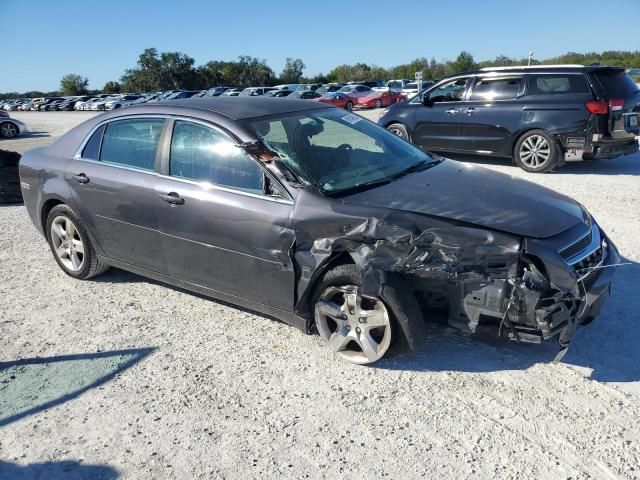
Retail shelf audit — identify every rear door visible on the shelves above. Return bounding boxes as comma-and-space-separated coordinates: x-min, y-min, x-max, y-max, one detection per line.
66, 117, 167, 273
454, 75, 525, 155
589, 68, 640, 139
412, 77, 471, 152
154, 119, 295, 310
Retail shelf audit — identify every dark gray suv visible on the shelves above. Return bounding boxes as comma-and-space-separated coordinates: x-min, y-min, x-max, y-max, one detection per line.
19, 98, 619, 364
379, 65, 640, 172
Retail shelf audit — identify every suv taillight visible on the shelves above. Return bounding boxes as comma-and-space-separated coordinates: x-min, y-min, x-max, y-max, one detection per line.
586, 101, 608, 115
609, 99, 624, 112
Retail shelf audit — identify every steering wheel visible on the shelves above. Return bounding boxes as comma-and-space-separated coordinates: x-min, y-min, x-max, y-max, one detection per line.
337, 143, 353, 153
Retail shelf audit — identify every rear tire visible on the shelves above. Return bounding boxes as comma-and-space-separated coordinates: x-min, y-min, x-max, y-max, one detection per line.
311, 264, 425, 364
386, 123, 410, 142
46, 204, 108, 280
514, 129, 559, 173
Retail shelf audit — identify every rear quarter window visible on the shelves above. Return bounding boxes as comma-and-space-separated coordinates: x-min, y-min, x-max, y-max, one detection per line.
527, 74, 591, 95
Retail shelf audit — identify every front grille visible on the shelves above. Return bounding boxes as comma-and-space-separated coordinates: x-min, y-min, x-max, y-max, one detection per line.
578, 268, 602, 296
559, 230, 592, 260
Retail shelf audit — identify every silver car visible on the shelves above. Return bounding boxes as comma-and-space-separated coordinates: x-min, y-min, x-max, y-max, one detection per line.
0, 115, 27, 138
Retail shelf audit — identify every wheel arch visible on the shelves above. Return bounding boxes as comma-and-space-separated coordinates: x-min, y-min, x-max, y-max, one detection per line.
295, 251, 356, 328
40, 198, 66, 233
510, 127, 563, 158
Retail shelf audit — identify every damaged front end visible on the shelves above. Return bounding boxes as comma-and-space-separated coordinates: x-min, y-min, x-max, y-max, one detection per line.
291, 189, 619, 351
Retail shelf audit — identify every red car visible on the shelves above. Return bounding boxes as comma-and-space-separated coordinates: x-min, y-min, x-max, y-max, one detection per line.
315, 92, 357, 111
355, 90, 403, 109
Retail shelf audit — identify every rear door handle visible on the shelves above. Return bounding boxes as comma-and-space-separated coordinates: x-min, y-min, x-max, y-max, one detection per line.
72, 173, 90, 184
465, 108, 477, 115
446, 108, 458, 115
159, 192, 185, 205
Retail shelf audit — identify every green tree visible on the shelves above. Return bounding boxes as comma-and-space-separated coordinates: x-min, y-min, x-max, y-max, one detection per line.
103, 81, 121, 94
450, 51, 477, 73
120, 48, 199, 91
280, 58, 306, 83
60, 74, 89, 95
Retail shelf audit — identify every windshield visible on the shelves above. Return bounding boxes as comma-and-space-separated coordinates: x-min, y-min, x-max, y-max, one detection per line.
245, 108, 437, 195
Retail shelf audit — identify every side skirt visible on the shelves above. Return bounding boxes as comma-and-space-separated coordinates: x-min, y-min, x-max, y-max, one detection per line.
98, 255, 309, 333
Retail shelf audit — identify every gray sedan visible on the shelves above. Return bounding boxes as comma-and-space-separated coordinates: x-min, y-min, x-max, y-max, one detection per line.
19, 97, 618, 364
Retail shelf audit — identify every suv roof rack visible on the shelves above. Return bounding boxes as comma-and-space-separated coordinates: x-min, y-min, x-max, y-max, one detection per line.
479, 64, 585, 71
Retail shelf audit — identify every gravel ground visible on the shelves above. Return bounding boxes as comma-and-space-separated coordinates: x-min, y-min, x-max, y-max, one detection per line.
1, 110, 640, 479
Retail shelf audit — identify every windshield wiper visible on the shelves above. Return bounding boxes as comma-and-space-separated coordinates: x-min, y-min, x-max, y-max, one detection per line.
389, 158, 443, 180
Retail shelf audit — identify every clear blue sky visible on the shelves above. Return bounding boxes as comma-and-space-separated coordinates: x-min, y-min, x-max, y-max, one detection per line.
1, 0, 637, 92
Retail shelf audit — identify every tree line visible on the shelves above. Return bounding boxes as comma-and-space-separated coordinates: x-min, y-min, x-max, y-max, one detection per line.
2, 49, 640, 99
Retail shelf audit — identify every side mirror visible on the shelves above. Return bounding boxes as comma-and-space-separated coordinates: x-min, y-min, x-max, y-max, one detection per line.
422, 95, 433, 107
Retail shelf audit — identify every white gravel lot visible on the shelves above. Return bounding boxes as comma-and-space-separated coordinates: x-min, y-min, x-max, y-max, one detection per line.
1, 110, 640, 479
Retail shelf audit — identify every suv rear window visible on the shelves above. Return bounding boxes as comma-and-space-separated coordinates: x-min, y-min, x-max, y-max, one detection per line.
591, 71, 639, 98
469, 77, 522, 101
528, 74, 591, 95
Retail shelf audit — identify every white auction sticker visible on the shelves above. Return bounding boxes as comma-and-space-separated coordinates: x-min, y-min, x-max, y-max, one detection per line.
341, 113, 361, 125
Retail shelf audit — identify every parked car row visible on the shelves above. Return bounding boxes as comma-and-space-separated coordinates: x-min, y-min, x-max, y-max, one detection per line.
0, 79, 428, 115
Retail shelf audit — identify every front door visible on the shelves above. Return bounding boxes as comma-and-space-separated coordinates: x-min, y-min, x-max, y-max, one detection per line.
155, 119, 295, 311
412, 77, 471, 152
66, 117, 167, 273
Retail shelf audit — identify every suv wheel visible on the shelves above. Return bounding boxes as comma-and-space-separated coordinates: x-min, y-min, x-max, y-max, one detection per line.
46, 204, 108, 279
514, 130, 559, 173
386, 123, 410, 142
312, 264, 425, 365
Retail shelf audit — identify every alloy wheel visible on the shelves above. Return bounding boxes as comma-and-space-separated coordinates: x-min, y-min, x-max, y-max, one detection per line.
315, 285, 392, 364
50, 216, 85, 272
1, 123, 18, 138
519, 134, 551, 168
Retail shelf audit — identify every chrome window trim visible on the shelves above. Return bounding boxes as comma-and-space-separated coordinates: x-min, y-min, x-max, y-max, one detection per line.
72, 114, 294, 205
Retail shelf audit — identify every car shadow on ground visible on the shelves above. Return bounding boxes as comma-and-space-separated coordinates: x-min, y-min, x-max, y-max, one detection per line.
444, 150, 640, 176
378, 259, 640, 385
0, 460, 118, 480
0, 348, 154, 428
19, 131, 51, 139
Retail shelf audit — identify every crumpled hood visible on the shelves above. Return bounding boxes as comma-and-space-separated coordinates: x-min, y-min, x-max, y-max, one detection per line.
341, 160, 587, 239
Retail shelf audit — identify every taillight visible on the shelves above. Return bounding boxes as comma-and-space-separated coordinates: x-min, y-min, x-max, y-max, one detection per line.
609, 99, 624, 111
586, 100, 608, 115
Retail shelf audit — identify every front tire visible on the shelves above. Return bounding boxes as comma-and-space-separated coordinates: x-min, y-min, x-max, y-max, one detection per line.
46, 204, 108, 279
514, 129, 559, 173
345, 101, 353, 111
386, 123, 410, 142
374, 99, 382, 108
312, 264, 425, 365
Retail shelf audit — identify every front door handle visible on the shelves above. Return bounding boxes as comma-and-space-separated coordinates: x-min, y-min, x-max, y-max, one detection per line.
159, 192, 185, 205
72, 173, 90, 184
465, 107, 477, 115
446, 108, 458, 115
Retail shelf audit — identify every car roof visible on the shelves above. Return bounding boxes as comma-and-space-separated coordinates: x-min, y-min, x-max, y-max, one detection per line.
476, 64, 626, 74
147, 96, 330, 120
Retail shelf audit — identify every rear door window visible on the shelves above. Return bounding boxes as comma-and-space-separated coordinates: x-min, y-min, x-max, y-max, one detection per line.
100, 118, 164, 171
469, 77, 522, 101
169, 121, 264, 194
527, 74, 591, 95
